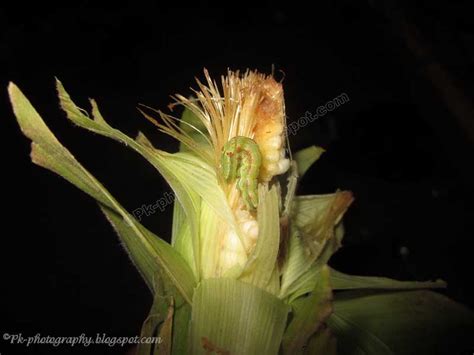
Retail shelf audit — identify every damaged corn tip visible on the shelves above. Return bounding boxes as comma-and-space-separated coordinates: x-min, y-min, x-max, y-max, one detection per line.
253, 77, 290, 182
164, 69, 290, 185
159, 69, 290, 213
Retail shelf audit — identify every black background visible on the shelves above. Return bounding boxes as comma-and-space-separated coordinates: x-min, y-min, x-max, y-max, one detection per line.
1, 2, 474, 354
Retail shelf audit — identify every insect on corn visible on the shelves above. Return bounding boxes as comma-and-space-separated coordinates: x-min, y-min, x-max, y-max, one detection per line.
221, 136, 262, 210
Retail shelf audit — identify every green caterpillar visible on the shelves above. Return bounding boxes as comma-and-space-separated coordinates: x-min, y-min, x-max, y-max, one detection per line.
221, 136, 262, 209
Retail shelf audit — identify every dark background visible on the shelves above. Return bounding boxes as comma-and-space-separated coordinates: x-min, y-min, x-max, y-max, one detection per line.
1, 2, 473, 354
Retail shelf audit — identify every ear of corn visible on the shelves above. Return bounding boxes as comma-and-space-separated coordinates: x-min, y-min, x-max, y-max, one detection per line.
10, 69, 471, 355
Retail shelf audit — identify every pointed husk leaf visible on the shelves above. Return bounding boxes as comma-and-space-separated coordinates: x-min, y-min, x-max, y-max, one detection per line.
329, 290, 474, 355
8, 82, 195, 304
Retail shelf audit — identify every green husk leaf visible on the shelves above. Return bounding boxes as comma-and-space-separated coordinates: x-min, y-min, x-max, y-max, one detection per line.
285, 264, 320, 303
137, 268, 191, 355
304, 326, 337, 355
150, 264, 192, 355
58, 79, 201, 276
292, 192, 353, 261
179, 106, 211, 152
172, 213, 196, 278
134, 134, 188, 256
8, 82, 195, 304
265, 266, 281, 296
100, 206, 195, 305
329, 290, 474, 355
162, 156, 225, 219
171, 106, 201, 246
168, 107, 209, 277
160, 152, 238, 276
169, 302, 192, 355
283, 161, 298, 216
190, 278, 290, 355
157, 300, 174, 355
239, 184, 281, 290
138, 292, 173, 355
330, 267, 446, 291
293, 145, 325, 178
282, 266, 333, 355
283, 224, 345, 303
279, 228, 309, 299
171, 197, 186, 245
138, 264, 191, 355
56, 79, 238, 279
280, 192, 351, 300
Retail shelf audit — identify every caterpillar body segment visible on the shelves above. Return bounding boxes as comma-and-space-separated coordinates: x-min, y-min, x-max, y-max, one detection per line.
221, 136, 262, 209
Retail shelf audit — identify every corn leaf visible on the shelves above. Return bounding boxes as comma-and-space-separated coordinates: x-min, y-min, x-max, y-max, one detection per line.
283, 161, 298, 216
329, 267, 446, 291
190, 278, 290, 355
61, 80, 202, 276
138, 293, 173, 355
57, 79, 237, 279
169, 107, 208, 277
280, 228, 308, 298
8, 82, 196, 304
292, 192, 353, 263
283, 224, 345, 303
157, 302, 174, 355
329, 290, 474, 355
137, 264, 191, 355
171, 198, 186, 245
280, 192, 351, 300
240, 184, 281, 290
285, 265, 320, 303
293, 145, 325, 178
172, 217, 196, 278
282, 266, 333, 355
136, 268, 191, 355
179, 106, 211, 153
169, 301, 192, 355
304, 326, 337, 355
